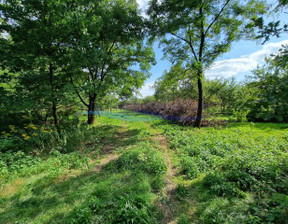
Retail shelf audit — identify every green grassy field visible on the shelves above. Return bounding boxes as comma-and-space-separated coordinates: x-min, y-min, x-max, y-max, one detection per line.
0, 111, 287, 223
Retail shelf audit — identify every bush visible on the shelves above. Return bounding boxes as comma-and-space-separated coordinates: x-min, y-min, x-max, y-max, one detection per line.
126, 99, 199, 125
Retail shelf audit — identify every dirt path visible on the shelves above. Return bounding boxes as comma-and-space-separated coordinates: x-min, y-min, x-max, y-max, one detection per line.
151, 129, 178, 224
92, 121, 179, 223
93, 123, 128, 172
94, 154, 120, 172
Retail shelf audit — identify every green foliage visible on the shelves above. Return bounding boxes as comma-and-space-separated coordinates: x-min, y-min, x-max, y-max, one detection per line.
159, 121, 288, 223
247, 53, 288, 122
178, 213, 191, 224
117, 146, 167, 176
148, 0, 266, 127
255, 0, 288, 43
0, 113, 166, 224
67, 172, 159, 224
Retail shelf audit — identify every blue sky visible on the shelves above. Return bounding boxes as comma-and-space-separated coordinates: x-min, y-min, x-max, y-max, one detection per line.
137, 0, 288, 97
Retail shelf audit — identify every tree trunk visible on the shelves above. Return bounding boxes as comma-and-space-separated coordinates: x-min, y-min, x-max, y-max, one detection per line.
87, 95, 96, 124
194, 4, 205, 129
52, 101, 58, 125
49, 63, 58, 125
194, 72, 203, 128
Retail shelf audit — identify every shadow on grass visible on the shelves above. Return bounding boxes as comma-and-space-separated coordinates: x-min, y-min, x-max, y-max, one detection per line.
0, 121, 160, 224
0, 159, 159, 224
96, 125, 142, 154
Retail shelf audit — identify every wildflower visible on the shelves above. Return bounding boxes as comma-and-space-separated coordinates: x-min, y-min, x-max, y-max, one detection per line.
22, 133, 30, 140
32, 133, 38, 136
27, 123, 37, 129
1, 131, 11, 137
8, 125, 17, 133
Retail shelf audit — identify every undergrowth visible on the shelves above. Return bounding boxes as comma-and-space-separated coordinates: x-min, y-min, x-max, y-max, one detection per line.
156, 121, 288, 223
0, 116, 166, 224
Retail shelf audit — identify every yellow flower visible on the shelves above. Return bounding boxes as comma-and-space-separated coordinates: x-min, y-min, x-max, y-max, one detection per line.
22, 134, 30, 140
2, 131, 11, 137
27, 123, 37, 129
32, 133, 38, 136
9, 125, 17, 133
49, 129, 53, 133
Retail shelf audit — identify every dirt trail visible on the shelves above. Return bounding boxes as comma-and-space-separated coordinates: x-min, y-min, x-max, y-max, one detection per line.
93, 123, 128, 172
94, 154, 120, 172
151, 131, 178, 224
92, 121, 179, 223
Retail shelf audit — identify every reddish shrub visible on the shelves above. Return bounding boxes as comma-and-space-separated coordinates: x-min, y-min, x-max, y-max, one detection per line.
126, 99, 227, 127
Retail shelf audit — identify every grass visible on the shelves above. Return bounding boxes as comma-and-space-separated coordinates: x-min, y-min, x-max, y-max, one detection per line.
155, 121, 288, 223
1, 111, 287, 223
0, 116, 165, 224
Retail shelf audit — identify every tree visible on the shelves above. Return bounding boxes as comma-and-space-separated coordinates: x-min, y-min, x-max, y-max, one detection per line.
247, 54, 288, 122
205, 78, 239, 113
154, 62, 199, 101
0, 0, 87, 125
255, 0, 288, 43
148, 0, 266, 127
67, 0, 154, 124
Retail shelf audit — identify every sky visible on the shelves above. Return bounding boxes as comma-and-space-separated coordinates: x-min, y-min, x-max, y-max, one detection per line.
136, 0, 288, 97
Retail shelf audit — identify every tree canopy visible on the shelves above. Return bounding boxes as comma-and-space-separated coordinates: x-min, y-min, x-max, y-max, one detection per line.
148, 0, 266, 127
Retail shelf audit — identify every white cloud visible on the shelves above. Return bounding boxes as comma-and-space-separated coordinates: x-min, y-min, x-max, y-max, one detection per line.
139, 81, 155, 97
136, 0, 148, 9
206, 40, 288, 79
136, 0, 149, 16
139, 40, 288, 97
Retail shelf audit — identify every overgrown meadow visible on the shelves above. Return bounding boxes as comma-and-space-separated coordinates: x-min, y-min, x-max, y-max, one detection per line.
1, 111, 287, 223
0, 113, 166, 223
157, 121, 288, 223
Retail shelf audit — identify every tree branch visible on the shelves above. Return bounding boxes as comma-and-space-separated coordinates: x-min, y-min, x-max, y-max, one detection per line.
169, 32, 198, 61
188, 35, 198, 61
69, 74, 89, 107
204, 0, 231, 36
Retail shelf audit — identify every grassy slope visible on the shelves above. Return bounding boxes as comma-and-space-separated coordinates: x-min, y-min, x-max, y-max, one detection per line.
1, 111, 287, 223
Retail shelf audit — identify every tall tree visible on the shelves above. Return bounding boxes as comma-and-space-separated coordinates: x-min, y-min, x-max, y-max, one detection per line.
154, 63, 197, 101
148, 0, 266, 127
247, 54, 288, 122
67, 0, 154, 124
0, 0, 96, 125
